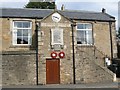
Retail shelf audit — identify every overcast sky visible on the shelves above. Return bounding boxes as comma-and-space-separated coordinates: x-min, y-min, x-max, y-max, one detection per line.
0, 0, 119, 29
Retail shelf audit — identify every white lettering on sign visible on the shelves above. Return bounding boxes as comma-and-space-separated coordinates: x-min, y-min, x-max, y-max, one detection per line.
41, 23, 71, 27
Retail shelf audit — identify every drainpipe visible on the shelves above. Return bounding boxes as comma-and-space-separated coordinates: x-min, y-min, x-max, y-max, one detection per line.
35, 22, 39, 85
71, 23, 76, 84
109, 22, 113, 60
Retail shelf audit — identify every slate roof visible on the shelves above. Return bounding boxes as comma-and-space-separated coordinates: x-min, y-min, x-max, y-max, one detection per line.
0, 8, 115, 22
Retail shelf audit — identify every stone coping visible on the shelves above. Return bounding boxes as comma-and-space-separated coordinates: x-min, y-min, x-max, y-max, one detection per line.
1, 51, 36, 55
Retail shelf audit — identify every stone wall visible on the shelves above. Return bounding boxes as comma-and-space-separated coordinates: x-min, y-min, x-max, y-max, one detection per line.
2, 51, 36, 86
1, 18, 117, 58
1, 12, 117, 85
1, 18, 37, 51
75, 46, 114, 83
38, 12, 73, 84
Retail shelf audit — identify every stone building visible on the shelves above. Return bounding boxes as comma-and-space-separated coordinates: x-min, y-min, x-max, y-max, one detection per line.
0, 8, 118, 86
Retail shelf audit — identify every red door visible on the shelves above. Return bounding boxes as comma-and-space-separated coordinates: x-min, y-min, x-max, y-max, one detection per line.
46, 58, 60, 84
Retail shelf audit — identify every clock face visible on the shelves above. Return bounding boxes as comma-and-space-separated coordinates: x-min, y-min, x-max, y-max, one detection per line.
52, 13, 61, 22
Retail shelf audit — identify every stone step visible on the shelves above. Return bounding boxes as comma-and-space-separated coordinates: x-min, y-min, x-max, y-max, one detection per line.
102, 67, 114, 76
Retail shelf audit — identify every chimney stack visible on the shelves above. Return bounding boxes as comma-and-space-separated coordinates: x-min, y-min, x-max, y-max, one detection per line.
102, 8, 106, 13
61, 4, 65, 10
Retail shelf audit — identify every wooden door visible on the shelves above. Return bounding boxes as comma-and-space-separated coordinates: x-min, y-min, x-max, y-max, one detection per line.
46, 58, 60, 84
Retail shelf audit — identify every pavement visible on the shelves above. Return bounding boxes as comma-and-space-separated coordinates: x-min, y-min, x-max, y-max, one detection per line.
1, 82, 120, 90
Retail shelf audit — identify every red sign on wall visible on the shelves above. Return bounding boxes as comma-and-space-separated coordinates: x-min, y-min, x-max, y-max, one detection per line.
59, 52, 65, 58
51, 52, 57, 58
51, 51, 65, 58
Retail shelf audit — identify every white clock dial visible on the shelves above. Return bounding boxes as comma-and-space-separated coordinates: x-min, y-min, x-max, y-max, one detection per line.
52, 13, 61, 22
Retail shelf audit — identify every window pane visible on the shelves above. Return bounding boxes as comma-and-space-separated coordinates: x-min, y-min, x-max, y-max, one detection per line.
77, 30, 93, 45
17, 37, 23, 44
14, 22, 22, 28
77, 24, 92, 29
14, 22, 31, 28
77, 23, 93, 45
81, 31, 86, 44
17, 37, 28, 44
13, 21, 31, 45
77, 31, 86, 44
28, 29, 31, 36
23, 22, 30, 28
85, 24, 92, 29
23, 30, 28, 36
77, 24, 85, 29
17, 29, 22, 36
87, 31, 93, 44
23, 37, 28, 44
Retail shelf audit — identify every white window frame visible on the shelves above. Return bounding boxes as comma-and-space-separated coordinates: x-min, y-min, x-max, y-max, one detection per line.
76, 23, 93, 45
51, 28, 63, 45
12, 21, 32, 46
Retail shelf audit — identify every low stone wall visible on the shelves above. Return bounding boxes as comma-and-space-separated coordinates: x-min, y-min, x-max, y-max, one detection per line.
75, 46, 113, 83
2, 46, 114, 85
2, 51, 36, 86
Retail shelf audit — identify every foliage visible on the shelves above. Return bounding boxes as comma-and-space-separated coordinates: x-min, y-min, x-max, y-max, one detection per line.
25, 2, 55, 9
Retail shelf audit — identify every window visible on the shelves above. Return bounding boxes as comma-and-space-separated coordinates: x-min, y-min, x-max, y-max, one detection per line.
13, 21, 32, 45
51, 28, 63, 45
76, 23, 93, 45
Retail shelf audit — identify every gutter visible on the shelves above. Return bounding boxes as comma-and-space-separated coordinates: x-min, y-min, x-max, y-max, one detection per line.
35, 22, 39, 85
109, 22, 113, 59
0, 16, 115, 22
71, 23, 76, 84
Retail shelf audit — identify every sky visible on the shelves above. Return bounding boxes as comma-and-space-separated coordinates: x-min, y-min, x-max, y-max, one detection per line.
0, 0, 119, 30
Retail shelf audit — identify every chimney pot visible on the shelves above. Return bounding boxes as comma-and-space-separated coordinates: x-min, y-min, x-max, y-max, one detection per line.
102, 8, 106, 13
61, 4, 65, 10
